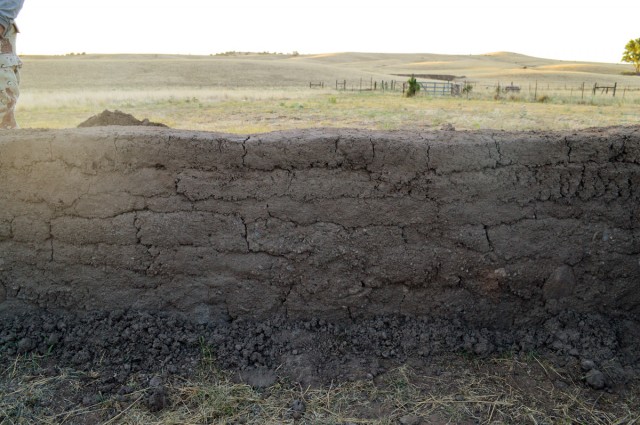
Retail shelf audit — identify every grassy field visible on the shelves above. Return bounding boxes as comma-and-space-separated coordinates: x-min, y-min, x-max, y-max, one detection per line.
16, 52, 640, 133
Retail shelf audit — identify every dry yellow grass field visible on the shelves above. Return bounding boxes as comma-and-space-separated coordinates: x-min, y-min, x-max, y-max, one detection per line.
17, 52, 640, 132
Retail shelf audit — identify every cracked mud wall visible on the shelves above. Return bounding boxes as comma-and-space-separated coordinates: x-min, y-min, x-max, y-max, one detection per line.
0, 127, 639, 326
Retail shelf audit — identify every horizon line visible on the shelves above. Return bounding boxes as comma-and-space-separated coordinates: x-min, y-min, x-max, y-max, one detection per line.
16, 50, 626, 66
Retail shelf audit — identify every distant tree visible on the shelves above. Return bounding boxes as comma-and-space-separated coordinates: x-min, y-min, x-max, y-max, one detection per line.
406, 75, 420, 97
622, 38, 640, 74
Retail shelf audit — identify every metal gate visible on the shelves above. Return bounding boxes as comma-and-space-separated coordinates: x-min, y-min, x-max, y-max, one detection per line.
418, 81, 461, 96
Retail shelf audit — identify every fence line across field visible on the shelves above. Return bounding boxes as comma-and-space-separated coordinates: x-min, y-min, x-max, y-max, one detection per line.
310, 77, 640, 101
332, 78, 401, 92
478, 81, 640, 97
329, 78, 462, 95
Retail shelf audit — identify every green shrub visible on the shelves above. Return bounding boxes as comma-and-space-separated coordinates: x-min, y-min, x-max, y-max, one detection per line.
406, 75, 420, 97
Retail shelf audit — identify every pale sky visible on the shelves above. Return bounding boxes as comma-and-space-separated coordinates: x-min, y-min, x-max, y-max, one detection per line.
15, 0, 638, 64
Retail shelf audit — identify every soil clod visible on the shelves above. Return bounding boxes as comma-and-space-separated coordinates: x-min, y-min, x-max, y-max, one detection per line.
585, 369, 607, 390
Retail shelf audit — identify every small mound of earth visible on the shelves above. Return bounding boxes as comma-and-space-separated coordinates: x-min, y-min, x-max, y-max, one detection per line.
77, 110, 168, 128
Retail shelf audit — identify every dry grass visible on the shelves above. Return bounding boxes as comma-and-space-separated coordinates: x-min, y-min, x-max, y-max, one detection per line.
16, 89, 640, 134
15, 52, 640, 133
2, 353, 638, 424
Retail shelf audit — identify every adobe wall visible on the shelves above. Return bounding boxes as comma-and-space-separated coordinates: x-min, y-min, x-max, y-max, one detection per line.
1, 126, 638, 326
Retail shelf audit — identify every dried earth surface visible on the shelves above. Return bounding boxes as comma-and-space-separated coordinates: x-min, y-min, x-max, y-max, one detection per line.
1, 308, 639, 423
1, 125, 639, 423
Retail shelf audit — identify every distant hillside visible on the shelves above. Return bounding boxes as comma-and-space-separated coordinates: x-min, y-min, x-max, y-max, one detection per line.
299, 52, 632, 85
19, 51, 636, 91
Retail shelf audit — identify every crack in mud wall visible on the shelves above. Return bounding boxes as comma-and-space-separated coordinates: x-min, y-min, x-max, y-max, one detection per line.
0, 127, 639, 326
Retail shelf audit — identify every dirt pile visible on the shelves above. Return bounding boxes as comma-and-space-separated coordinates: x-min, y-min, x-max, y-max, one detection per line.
77, 109, 168, 128
1, 308, 637, 392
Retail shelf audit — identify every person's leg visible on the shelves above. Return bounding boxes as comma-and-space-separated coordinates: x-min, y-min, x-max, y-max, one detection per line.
0, 66, 19, 128
0, 24, 21, 129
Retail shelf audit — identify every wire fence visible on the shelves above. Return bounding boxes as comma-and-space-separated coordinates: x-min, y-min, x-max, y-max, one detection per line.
468, 80, 640, 102
309, 77, 640, 104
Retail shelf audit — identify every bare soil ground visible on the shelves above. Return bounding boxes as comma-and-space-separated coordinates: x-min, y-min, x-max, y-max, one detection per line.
1, 309, 638, 424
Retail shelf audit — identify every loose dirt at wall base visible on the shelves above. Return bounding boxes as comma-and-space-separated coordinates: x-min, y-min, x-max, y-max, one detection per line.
1, 307, 638, 423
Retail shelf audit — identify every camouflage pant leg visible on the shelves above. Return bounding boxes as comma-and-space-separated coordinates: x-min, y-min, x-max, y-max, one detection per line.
0, 24, 21, 129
